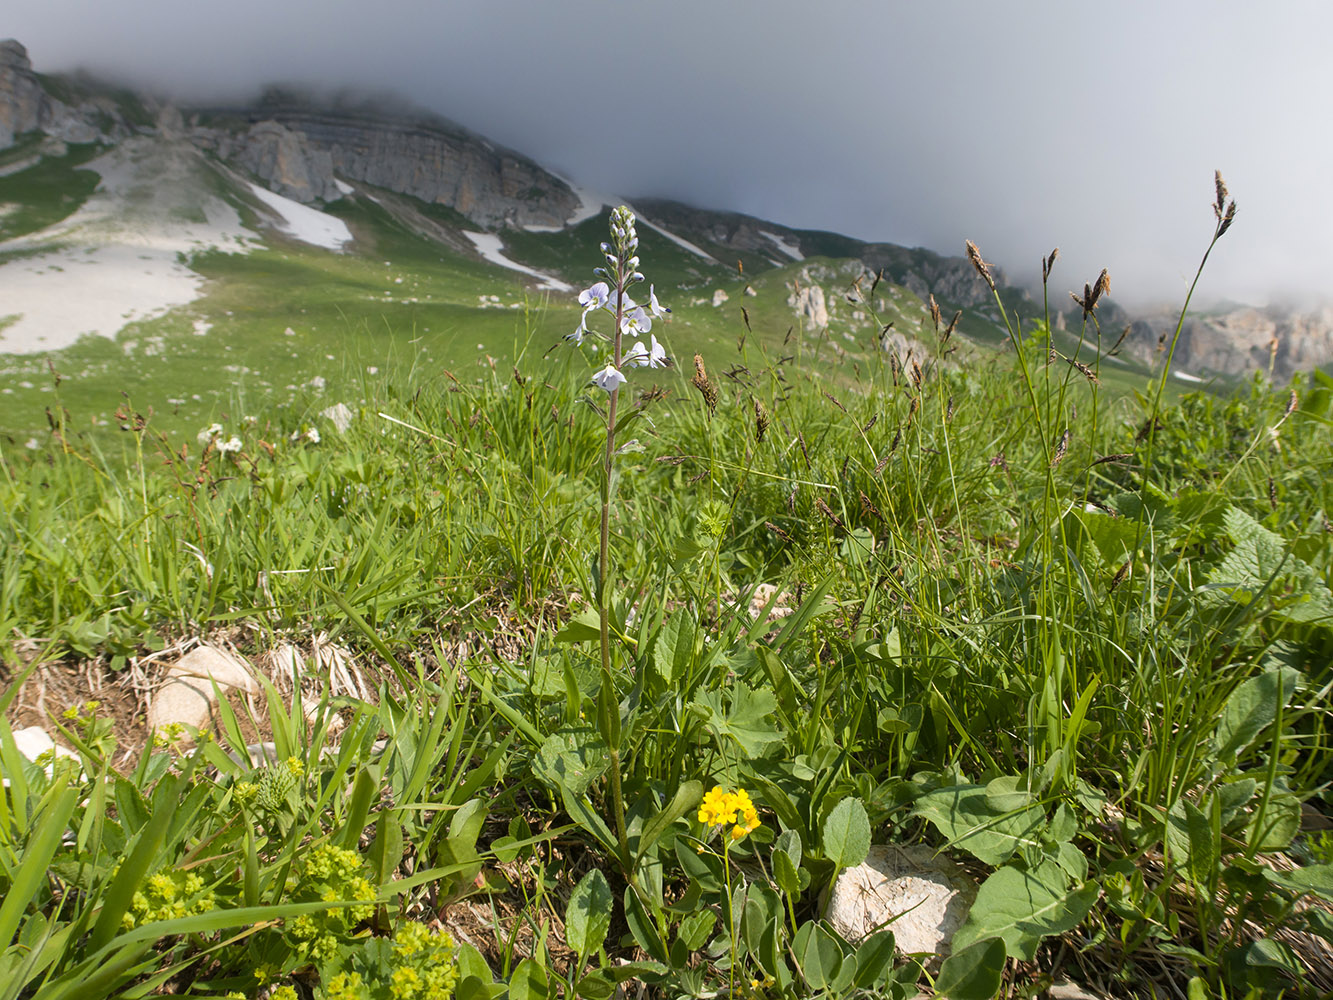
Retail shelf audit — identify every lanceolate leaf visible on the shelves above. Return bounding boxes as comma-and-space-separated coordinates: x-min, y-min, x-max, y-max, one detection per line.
566, 869, 613, 960
822, 797, 871, 870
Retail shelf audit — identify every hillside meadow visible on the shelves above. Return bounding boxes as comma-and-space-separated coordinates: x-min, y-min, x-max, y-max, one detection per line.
2, 205, 1333, 1000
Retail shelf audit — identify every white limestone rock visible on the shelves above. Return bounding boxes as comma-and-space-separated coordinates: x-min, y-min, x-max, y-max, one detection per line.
787, 282, 828, 329
320, 402, 354, 433
824, 844, 976, 962
711, 288, 729, 307
147, 645, 259, 735
11, 726, 79, 774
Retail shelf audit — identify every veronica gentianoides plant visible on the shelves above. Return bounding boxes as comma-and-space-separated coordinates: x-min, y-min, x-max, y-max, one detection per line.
567, 206, 670, 871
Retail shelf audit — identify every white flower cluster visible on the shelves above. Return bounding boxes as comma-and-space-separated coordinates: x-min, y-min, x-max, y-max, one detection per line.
196, 423, 242, 454
568, 206, 671, 393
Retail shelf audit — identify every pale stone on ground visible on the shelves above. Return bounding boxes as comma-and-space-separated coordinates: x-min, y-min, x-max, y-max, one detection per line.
1048, 980, 1107, 1000
711, 288, 729, 307
320, 402, 354, 433
824, 844, 976, 961
147, 645, 259, 735
748, 583, 794, 620
11, 726, 79, 774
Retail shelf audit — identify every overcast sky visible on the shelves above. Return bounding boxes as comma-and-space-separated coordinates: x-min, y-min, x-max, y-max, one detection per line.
9, 1, 1331, 308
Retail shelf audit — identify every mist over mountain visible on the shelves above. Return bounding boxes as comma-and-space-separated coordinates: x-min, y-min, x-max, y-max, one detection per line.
3, 33, 1332, 385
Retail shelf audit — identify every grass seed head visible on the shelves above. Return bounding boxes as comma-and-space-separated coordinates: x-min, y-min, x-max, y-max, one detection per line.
691, 354, 719, 415
814, 497, 845, 531
1051, 427, 1071, 467
859, 490, 884, 522
1042, 247, 1060, 281
753, 397, 770, 442
965, 240, 996, 291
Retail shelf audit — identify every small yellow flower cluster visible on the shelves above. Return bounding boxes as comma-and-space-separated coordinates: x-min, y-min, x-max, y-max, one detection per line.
152, 721, 189, 748
322, 970, 365, 1000
390, 922, 459, 1000
61, 700, 99, 722
122, 869, 215, 928
698, 786, 762, 841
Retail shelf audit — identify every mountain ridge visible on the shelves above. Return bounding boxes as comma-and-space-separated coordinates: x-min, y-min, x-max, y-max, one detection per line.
2, 37, 1331, 381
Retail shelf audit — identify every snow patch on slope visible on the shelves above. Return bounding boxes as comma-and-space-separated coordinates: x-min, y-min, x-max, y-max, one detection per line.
629, 214, 714, 262
0, 138, 255, 354
761, 231, 804, 261
247, 183, 352, 250
463, 231, 572, 292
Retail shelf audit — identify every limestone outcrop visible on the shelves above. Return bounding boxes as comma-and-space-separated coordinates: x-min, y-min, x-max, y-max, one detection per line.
223, 120, 341, 203
1121, 304, 1333, 379
0, 39, 130, 150
197, 108, 580, 226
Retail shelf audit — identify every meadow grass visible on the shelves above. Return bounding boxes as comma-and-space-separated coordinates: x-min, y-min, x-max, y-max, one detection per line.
2, 190, 1332, 999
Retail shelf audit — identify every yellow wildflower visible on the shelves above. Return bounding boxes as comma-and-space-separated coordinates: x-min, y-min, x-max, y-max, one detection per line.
697, 785, 762, 840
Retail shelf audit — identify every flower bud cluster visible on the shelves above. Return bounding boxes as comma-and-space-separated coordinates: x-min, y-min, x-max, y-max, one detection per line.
569, 206, 672, 393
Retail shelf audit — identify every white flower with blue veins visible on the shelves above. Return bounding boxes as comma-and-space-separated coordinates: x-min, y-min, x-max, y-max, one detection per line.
627, 333, 668, 369
579, 281, 611, 315
649, 285, 671, 318
591, 363, 626, 393
620, 306, 652, 337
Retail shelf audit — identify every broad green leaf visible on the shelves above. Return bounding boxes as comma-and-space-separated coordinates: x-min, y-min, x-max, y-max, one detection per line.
533, 726, 609, 798
566, 869, 613, 959
509, 958, 548, 1000
554, 607, 604, 644
1262, 862, 1333, 899
913, 785, 1046, 866
1210, 507, 1333, 622
653, 612, 697, 686
792, 920, 844, 991
775, 828, 803, 867
1239, 938, 1303, 977
1247, 788, 1301, 852
1165, 798, 1216, 886
689, 682, 782, 759
934, 936, 1006, 1000
1215, 668, 1303, 763
950, 862, 1098, 961
984, 775, 1033, 813
851, 928, 896, 989
774, 848, 802, 896
575, 971, 616, 1000
676, 910, 716, 952
822, 797, 871, 869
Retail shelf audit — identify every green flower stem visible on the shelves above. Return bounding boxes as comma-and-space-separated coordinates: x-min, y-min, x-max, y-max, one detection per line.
599, 281, 631, 877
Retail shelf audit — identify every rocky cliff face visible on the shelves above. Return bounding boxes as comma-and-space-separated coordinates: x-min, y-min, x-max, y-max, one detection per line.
205, 120, 341, 204
0, 39, 131, 149
1119, 305, 1333, 379
195, 108, 581, 228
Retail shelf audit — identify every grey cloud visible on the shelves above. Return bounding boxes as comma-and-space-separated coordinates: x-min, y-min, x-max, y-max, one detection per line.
9, 0, 1331, 307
